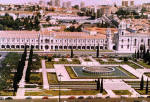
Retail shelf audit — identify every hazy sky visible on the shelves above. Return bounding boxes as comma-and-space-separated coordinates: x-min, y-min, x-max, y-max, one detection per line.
0, 0, 150, 6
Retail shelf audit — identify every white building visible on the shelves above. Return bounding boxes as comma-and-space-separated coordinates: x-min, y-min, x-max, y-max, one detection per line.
115, 21, 150, 53
0, 31, 107, 51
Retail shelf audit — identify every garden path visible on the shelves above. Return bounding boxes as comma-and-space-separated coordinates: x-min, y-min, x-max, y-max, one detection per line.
41, 60, 49, 89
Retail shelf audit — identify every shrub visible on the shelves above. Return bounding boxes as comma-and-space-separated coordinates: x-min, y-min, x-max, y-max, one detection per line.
124, 57, 128, 62
61, 57, 65, 61
119, 57, 123, 60
44, 56, 48, 59
48, 57, 53, 62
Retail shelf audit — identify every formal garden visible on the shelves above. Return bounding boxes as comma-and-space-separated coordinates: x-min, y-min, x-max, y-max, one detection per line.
1, 45, 150, 100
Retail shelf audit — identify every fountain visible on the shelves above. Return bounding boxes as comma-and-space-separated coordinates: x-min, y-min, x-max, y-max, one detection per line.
82, 66, 115, 74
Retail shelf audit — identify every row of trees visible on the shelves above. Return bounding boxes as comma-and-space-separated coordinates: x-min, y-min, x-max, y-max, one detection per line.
0, 13, 40, 31
140, 76, 149, 94
134, 45, 150, 64
116, 8, 148, 19
0, 53, 20, 91
95, 78, 104, 93
13, 45, 35, 95
69, 44, 100, 58
13, 46, 27, 95
64, 25, 82, 32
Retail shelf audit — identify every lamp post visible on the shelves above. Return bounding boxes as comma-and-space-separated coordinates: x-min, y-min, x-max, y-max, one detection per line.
58, 73, 63, 102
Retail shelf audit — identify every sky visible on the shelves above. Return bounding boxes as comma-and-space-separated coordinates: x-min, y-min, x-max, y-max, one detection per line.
0, 0, 150, 6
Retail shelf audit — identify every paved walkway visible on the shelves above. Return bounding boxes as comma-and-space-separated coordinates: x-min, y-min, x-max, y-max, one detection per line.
41, 60, 49, 89
121, 65, 148, 80
105, 90, 118, 98
129, 60, 145, 69
79, 57, 100, 66
16, 61, 28, 97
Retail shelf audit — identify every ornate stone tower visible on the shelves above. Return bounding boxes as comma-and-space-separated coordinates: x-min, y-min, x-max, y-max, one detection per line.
118, 21, 127, 36
106, 28, 113, 50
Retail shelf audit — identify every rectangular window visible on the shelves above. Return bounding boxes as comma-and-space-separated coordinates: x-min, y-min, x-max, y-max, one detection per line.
127, 45, 129, 49
121, 45, 123, 48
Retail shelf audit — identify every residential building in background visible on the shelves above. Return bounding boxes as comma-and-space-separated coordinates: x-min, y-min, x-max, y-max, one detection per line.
122, 0, 134, 7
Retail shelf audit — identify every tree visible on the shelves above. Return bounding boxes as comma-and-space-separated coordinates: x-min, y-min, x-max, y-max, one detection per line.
146, 49, 149, 63
146, 78, 149, 94
96, 44, 99, 58
71, 46, 74, 58
73, 5, 79, 10
143, 45, 146, 61
76, 25, 82, 32
95, 78, 100, 90
25, 45, 34, 82
134, 50, 137, 59
13, 72, 18, 96
100, 78, 103, 93
137, 50, 140, 59
140, 75, 144, 90
48, 56, 53, 62
124, 57, 128, 62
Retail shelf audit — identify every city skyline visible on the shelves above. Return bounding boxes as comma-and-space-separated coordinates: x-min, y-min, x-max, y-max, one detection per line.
0, 0, 150, 6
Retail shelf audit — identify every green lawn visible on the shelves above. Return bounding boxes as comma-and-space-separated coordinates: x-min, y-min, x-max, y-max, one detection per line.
54, 58, 80, 64
112, 90, 132, 95
137, 61, 150, 68
136, 89, 150, 95
125, 62, 143, 69
47, 73, 58, 84
144, 73, 150, 77
0, 91, 14, 96
65, 66, 78, 79
96, 59, 142, 69
96, 58, 125, 64
25, 89, 107, 96
84, 58, 91, 62
45, 61, 54, 69
29, 73, 43, 85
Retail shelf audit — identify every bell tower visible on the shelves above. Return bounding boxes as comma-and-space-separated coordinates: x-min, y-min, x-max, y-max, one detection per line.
106, 28, 113, 50
118, 21, 127, 36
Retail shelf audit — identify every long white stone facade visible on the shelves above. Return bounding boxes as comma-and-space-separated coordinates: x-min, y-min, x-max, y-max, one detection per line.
0, 31, 107, 51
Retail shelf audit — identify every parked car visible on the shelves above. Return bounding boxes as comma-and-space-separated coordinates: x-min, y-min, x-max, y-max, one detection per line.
68, 96, 76, 99
86, 96, 93, 99
105, 96, 110, 99
147, 96, 150, 98
42, 96, 48, 99
25, 97, 32, 99
78, 96, 84, 99
5, 97, 13, 100
0, 97, 4, 100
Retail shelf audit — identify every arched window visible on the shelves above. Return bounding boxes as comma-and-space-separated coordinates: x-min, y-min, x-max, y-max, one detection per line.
128, 39, 130, 42
6, 45, 10, 48
45, 45, 49, 49
141, 39, 143, 43
45, 39, 49, 43
122, 39, 124, 43
1, 45, 5, 48
148, 39, 150, 46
